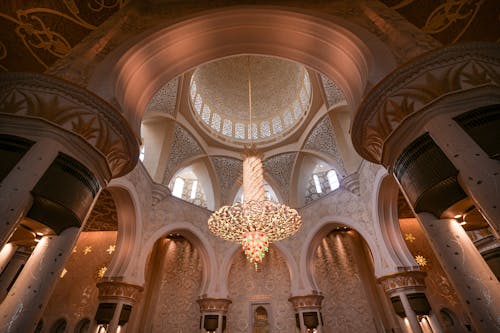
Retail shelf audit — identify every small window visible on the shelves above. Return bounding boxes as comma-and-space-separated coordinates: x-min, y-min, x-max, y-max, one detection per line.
313, 174, 322, 193
190, 179, 198, 200
201, 105, 211, 123
139, 144, 145, 162
327, 170, 340, 191
172, 177, 185, 198
211, 113, 221, 132
272, 116, 283, 134
260, 121, 271, 138
235, 123, 245, 139
222, 119, 232, 136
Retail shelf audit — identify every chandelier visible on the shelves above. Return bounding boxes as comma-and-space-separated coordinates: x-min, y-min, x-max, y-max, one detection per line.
207, 57, 302, 268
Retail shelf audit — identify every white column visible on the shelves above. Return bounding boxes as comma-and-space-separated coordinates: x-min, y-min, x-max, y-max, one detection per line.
417, 212, 500, 332
0, 227, 79, 333
398, 293, 423, 333
427, 312, 443, 333
0, 138, 61, 248
107, 302, 123, 333
0, 243, 17, 273
427, 115, 500, 237
0, 249, 29, 302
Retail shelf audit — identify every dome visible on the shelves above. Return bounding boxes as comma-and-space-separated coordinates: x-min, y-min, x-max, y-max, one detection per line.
190, 55, 311, 144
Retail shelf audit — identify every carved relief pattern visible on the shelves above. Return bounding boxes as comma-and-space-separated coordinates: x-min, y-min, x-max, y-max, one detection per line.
197, 298, 232, 312
211, 156, 242, 205
304, 115, 346, 173
85, 189, 118, 231
289, 294, 324, 311
150, 238, 203, 333
319, 73, 347, 109
354, 43, 500, 163
97, 281, 143, 302
227, 247, 296, 333
145, 77, 179, 117
0, 73, 138, 177
263, 152, 296, 204
378, 271, 426, 294
314, 232, 378, 333
162, 124, 204, 184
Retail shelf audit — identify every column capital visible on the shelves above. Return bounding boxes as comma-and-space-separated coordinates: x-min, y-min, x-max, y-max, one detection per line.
378, 271, 426, 295
288, 294, 324, 311
96, 281, 143, 303
196, 298, 232, 313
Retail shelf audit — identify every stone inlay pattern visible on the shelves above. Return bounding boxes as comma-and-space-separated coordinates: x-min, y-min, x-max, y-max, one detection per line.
211, 156, 242, 205
162, 124, 204, 184
320, 73, 347, 109
377, 271, 426, 295
145, 77, 179, 117
263, 152, 296, 204
352, 42, 500, 163
304, 116, 345, 172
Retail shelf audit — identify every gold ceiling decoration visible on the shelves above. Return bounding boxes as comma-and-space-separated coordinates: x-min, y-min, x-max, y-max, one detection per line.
0, 0, 124, 71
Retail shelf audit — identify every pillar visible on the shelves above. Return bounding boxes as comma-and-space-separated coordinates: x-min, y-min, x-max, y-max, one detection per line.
0, 227, 80, 333
197, 298, 231, 333
426, 114, 500, 236
0, 246, 29, 302
378, 272, 432, 333
417, 212, 500, 332
288, 294, 324, 333
0, 138, 61, 248
0, 243, 18, 274
91, 281, 143, 333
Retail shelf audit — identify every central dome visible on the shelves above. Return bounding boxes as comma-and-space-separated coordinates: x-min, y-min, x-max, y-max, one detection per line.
190, 55, 311, 144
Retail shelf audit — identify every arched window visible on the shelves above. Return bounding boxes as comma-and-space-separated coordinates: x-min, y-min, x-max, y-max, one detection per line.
172, 177, 185, 198
313, 174, 322, 193
139, 144, 145, 162
327, 170, 339, 191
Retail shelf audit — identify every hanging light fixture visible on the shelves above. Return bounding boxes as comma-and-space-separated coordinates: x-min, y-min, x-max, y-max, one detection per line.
208, 57, 302, 268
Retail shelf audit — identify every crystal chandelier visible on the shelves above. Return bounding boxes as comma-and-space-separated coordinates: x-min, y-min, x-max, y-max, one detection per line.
207, 57, 302, 268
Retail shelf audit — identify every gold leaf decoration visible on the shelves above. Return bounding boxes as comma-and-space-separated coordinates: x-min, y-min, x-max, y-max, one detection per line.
415, 254, 428, 267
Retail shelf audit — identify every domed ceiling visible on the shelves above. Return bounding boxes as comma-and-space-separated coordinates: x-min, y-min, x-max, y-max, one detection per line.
190, 55, 311, 144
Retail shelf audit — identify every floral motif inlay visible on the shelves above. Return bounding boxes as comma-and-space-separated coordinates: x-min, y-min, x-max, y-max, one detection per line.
263, 152, 296, 204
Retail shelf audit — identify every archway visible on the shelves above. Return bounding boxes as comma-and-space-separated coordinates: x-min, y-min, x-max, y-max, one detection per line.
89, 7, 395, 134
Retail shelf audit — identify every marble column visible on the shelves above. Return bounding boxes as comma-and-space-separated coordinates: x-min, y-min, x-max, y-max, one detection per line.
0, 243, 17, 273
91, 281, 143, 333
378, 271, 430, 333
426, 114, 500, 237
417, 213, 500, 333
0, 247, 30, 302
0, 227, 79, 333
288, 294, 324, 333
0, 138, 61, 248
197, 298, 231, 333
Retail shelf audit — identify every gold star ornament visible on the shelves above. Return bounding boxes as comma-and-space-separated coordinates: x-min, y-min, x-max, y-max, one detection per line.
415, 255, 428, 267
106, 245, 116, 255
405, 233, 416, 243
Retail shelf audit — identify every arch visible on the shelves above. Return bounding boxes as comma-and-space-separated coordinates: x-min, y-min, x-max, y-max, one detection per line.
138, 222, 218, 296
89, 6, 395, 134
50, 318, 67, 333
104, 178, 144, 285
74, 318, 90, 333
300, 216, 392, 292
372, 168, 418, 270
219, 241, 301, 296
